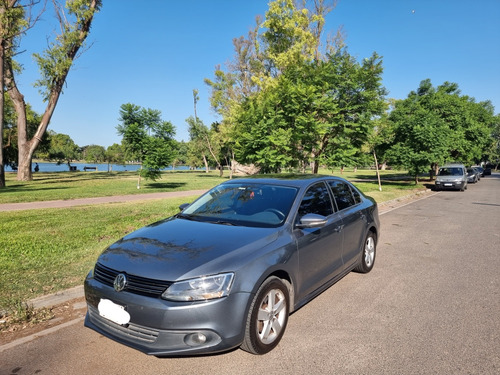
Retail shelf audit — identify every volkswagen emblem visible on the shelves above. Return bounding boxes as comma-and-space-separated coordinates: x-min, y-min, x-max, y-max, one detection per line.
113, 273, 127, 292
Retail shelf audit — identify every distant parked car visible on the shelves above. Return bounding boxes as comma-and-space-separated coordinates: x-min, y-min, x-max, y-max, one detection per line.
467, 168, 479, 183
84, 176, 380, 356
473, 166, 484, 177
435, 163, 468, 191
472, 167, 482, 181
484, 166, 492, 175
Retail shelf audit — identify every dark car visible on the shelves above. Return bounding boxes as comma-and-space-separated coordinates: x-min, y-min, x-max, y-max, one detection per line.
467, 168, 479, 183
473, 166, 485, 177
84, 177, 380, 356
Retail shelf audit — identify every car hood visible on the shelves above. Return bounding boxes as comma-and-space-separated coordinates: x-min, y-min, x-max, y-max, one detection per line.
436, 175, 464, 181
95, 217, 280, 281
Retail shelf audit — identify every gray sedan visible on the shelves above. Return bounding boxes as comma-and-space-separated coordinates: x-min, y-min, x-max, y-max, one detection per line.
84, 176, 380, 356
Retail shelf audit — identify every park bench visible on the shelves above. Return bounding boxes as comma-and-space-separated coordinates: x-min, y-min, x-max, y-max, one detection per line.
84, 166, 97, 171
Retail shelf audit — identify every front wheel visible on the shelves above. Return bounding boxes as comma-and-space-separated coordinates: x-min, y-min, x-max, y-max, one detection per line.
241, 277, 290, 355
354, 232, 376, 273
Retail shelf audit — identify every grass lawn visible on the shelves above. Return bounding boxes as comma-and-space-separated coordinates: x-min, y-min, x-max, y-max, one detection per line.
1, 170, 228, 204
0, 196, 195, 311
0, 168, 430, 313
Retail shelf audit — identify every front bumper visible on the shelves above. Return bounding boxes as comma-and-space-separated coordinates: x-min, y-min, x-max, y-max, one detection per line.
84, 277, 251, 356
435, 181, 466, 190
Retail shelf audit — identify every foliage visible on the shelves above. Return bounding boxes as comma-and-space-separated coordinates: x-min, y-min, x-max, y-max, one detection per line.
83, 144, 106, 163
2, 0, 101, 182
117, 103, 176, 183
172, 140, 188, 167
205, 0, 388, 174
105, 143, 126, 168
204, 1, 334, 171
234, 51, 386, 173
485, 114, 500, 167
47, 131, 80, 167
2, 94, 49, 167
386, 79, 497, 182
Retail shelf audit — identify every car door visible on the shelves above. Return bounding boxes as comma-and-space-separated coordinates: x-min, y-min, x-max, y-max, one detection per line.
293, 182, 344, 301
327, 180, 366, 270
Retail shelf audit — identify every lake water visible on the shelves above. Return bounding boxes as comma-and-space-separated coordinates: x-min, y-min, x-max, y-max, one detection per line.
5, 162, 193, 173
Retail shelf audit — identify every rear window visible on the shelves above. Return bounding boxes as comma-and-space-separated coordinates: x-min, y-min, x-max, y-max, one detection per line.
328, 180, 356, 211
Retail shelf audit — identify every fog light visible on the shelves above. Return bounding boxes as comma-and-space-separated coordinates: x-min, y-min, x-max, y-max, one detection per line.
184, 332, 207, 346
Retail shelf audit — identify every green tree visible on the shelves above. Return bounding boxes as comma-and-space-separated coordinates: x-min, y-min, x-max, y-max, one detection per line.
48, 131, 80, 169
234, 51, 386, 173
117, 103, 176, 187
83, 144, 105, 163
171, 140, 188, 169
2, 94, 49, 167
387, 102, 449, 183
186, 116, 210, 173
387, 80, 497, 181
105, 143, 125, 172
2, 0, 101, 183
0, 1, 27, 186
485, 114, 500, 169
205, 0, 342, 174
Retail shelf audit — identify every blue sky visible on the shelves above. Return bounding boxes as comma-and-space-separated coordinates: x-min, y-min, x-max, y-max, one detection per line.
15, 0, 500, 148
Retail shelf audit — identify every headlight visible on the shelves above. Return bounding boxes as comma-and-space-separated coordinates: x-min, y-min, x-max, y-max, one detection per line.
161, 273, 234, 301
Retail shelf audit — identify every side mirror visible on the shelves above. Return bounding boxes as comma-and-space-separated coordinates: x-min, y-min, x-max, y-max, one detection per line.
178, 203, 190, 211
296, 213, 327, 229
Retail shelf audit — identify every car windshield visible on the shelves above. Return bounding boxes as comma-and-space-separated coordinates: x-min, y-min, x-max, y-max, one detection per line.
179, 183, 299, 228
438, 167, 463, 176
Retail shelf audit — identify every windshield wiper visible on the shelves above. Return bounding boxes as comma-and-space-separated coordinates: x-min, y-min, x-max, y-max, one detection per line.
176, 213, 200, 221
205, 219, 238, 226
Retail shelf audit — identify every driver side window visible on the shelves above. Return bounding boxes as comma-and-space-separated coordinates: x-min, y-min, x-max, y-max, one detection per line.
298, 183, 334, 218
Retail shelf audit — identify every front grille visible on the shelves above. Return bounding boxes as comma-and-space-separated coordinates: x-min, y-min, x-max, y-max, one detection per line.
89, 306, 159, 343
94, 262, 172, 298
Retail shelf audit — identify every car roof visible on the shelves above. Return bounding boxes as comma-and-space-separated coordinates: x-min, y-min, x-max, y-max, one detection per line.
222, 175, 348, 188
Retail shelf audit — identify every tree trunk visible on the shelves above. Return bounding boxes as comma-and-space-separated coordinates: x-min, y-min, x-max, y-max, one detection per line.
312, 161, 319, 174
229, 151, 235, 179
17, 145, 34, 181
203, 154, 209, 173
373, 150, 382, 191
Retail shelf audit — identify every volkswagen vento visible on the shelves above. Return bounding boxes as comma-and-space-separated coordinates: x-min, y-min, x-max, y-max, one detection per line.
84, 176, 380, 356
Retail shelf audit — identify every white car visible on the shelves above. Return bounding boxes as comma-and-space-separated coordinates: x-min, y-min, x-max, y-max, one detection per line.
435, 163, 468, 191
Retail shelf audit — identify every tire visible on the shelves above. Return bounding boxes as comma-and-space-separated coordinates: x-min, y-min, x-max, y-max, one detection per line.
354, 232, 376, 273
241, 277, 290, 355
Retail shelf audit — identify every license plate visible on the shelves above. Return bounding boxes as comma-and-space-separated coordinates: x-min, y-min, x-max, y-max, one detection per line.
444, 183, 452, 186
98, 299, 130, 325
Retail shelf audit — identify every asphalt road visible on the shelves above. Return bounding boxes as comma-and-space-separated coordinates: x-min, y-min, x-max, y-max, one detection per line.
1, 175, 499, 375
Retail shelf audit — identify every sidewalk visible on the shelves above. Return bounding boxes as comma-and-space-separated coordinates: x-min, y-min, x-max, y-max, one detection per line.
0, 190, 208, 212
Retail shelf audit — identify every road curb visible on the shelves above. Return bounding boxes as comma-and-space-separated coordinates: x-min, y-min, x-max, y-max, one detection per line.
29, 286, 84, 310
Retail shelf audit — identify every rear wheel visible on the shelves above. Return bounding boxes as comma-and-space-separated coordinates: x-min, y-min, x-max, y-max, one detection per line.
354, 232, 376, 273
241, 277, 289, 355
